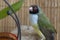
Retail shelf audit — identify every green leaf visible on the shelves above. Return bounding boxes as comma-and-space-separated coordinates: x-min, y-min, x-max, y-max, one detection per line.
0, 0, 24, 19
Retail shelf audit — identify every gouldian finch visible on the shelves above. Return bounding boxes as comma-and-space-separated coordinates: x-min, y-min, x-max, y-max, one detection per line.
29, 5, 57, 40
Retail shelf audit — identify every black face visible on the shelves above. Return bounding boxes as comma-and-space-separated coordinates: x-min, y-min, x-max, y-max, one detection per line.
29, 5, 39, 14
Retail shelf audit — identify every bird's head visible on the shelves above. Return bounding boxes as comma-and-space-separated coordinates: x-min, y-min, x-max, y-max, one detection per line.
29, 5, 39, 14
29, 5, 39, 25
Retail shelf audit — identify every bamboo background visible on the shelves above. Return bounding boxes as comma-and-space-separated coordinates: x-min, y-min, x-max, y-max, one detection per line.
0, 0, 60, 40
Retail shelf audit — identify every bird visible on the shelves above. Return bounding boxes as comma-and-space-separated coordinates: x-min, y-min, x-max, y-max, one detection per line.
29, 5, 57, 40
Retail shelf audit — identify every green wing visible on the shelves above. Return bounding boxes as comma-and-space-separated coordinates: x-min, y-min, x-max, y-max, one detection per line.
38, 8, 56, 33
38, 8, 57, 40
0, 0, 24, 19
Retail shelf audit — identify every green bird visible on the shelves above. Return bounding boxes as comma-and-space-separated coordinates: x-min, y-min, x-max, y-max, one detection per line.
0, 0, 24, 19
29, 5, 57, 40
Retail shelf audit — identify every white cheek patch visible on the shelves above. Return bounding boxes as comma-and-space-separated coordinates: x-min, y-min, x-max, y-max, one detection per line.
29, 14, 38, 25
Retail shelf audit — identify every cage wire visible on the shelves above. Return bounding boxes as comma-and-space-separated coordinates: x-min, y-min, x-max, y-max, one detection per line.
0, 0, 60, 40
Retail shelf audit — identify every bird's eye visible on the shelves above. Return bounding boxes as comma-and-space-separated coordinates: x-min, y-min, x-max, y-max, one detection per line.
29, 5, 39, 14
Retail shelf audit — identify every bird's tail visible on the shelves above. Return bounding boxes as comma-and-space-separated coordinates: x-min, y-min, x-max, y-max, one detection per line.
46, 33, 55, 40
50, 33, 55, 40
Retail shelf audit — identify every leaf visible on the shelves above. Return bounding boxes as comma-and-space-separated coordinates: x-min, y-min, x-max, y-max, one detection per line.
0, 0, 24, 19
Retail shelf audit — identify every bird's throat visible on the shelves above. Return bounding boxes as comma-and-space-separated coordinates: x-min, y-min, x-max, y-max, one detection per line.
29, 14, 38, 25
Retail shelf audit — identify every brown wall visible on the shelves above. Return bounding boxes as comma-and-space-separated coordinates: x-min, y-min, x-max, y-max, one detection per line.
0, 0, 60, 40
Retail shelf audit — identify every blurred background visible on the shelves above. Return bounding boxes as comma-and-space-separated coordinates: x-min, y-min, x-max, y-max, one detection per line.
0, 0, 60, 40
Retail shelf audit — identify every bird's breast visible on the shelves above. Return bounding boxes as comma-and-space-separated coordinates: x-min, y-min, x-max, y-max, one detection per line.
29, 14, 38, 25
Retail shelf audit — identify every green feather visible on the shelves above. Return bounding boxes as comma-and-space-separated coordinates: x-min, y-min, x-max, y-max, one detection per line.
38, 7, 57, 40
0, 0, 24, 19
38, 8, 56, 33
